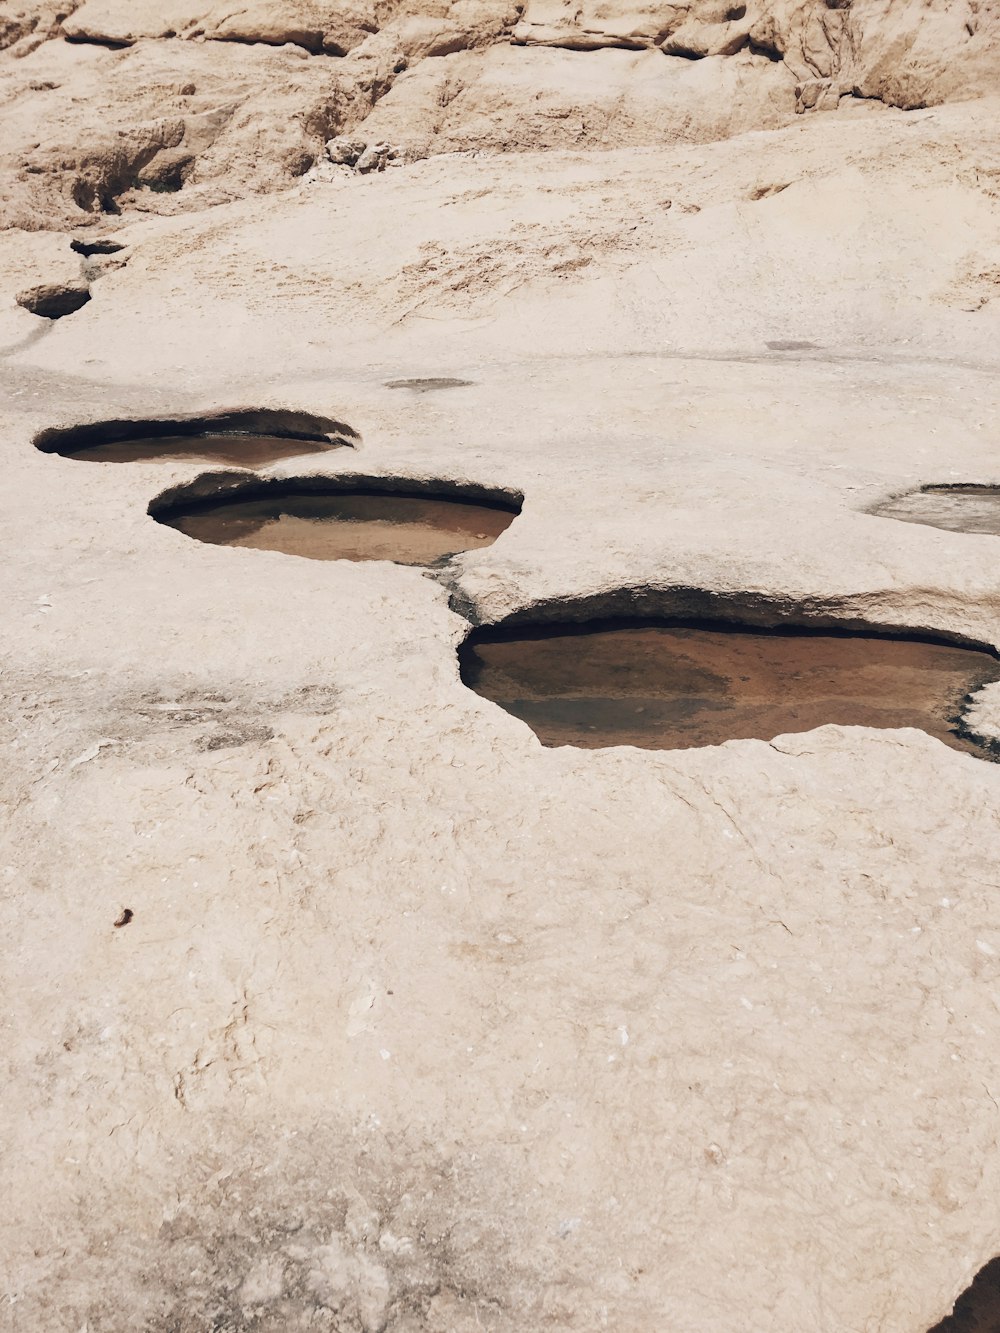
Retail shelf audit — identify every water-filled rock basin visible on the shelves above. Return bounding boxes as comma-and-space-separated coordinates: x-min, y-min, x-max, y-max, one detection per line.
155, 486, 519, 565
459, 621, 1000, 757
35, 410, 357, 467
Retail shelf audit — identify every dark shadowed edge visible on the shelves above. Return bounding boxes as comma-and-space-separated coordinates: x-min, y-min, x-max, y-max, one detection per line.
146, 471, 524, 521
34, 408, 362, 456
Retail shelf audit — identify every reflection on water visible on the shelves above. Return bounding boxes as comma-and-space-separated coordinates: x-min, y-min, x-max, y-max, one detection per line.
460, 622, 1000, 757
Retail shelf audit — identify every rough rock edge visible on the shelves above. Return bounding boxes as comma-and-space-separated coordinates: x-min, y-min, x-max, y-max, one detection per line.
34, 408, 362, 455
146, 470, 525, 519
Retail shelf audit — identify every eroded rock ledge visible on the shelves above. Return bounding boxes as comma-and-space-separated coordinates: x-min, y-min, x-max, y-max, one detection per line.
2, 0, 998, 229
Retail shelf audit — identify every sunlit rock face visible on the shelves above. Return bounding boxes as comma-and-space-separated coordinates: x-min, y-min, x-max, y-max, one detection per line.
4, 0, 1000, 227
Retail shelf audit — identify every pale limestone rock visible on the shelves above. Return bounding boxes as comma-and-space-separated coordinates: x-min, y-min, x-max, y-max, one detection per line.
62, 0, 381, 54
238, 1253, 287, 1306
660, 16, 753, 57
359, 44, 798, 156
0, 40, 334, 228
326, 135, 367, 165
344, 1197, 381, 1245
512, 0, 676, 50
4, 3, 1000, 1333
305, 1237, 391, 1331
5, 0, 999, 231
355, 140, 399, 173
0, 0, 82, 51
512, 0, 1000, 110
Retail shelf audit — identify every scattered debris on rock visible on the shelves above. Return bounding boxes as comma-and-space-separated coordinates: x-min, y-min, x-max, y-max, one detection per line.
325, 136, 401, 173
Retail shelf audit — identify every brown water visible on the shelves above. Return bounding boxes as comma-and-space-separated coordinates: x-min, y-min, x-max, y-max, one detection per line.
873, 486, 1000, 536
157, 490, 518, 564
57, 432, 337, 466
460, 623, 1000, 756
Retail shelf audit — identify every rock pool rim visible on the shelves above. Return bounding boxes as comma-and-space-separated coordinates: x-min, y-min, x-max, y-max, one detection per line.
458, 614, 1000, 668
457, 615, 1000, 760
872, 482, 1000, 504
148, 472, 525, 522
34, 408, 361, 457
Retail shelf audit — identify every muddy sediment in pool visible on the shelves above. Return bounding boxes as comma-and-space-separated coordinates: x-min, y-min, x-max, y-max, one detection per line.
873, 486, 1000, 536
459, 620, 1000, 758
152, 484, 520, 565
35, 410, 358, 466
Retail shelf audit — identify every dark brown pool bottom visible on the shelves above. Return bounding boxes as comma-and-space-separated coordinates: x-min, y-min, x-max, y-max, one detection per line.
58, 433, 338, 466
874, 486, 1000, 536
157, 490, 518, 564
459, 623, 1000, 757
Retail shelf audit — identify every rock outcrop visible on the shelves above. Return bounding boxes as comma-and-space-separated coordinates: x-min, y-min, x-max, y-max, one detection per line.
1, 0, 998, 229
512, 0, 1000, 111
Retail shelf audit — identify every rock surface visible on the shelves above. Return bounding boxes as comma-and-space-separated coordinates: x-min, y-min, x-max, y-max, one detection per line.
3, 3, 1000, 1332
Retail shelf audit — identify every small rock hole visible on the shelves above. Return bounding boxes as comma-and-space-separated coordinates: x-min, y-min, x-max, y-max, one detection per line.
150, 479, 522, 566
16, 282, 91, 319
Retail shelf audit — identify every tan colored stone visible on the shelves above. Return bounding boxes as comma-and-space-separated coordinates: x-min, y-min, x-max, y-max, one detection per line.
5, 3, 1000, 1332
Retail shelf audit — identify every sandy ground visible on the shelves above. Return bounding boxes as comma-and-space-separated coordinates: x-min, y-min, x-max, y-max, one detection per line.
5, 21, 1000, 1332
